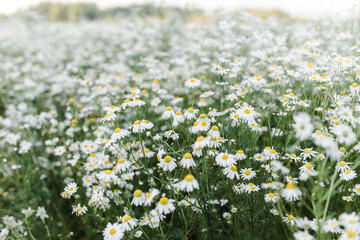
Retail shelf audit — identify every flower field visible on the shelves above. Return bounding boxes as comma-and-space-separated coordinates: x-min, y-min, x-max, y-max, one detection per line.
2, 8, 360, 240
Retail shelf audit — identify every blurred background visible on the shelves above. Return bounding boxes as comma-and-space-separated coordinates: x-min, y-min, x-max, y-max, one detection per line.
0, 0, 359, 21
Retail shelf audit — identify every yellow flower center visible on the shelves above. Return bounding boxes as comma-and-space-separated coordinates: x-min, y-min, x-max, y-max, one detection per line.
114, 128, 121, 133
305, 162, 312, 169
184, 153, 192, 159
286, 183, 296, 189
345, 169, 351, 174
160, 197, 168, 205
197, 136, 204, 142
222, 154, 229, 160
166, 106, 173, 111
346, 230, 356, 237
270, 149, 276, 154
231, 165, 237, 171
164, 156, 172, 163
304, 149, 311, 154
211, 126, 219, 131
109, 228, 116, 235
134, 190, 143, 197
104, 170, 112, 174
185, 174, 194, 181
244, 109, 251, 114
134, 120, 141, 125
244, 170, 251, 175
190, 78, 195, 82
352, 83, 358, 88
287, 215, 294, 221
268, 193, 275, 198
188, 108, 194, 113
123, 215, 131, 222
199, 114, 207, 119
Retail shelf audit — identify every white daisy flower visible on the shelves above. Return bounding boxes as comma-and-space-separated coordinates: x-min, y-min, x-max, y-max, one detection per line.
155, 197, 175, 215
240, 168, 256, 180
215, 152, 236, 167
131, 189, 145, 206
185, 78, 201, 88
223, 165, 240, 179
103, 222, 124, 240
71, 204, 88, 216
177, 174, 199, 192
281, 183, 302, 201
179, 153, 196, 168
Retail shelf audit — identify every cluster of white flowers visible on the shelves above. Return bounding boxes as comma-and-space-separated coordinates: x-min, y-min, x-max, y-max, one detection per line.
3, 6, 360, 240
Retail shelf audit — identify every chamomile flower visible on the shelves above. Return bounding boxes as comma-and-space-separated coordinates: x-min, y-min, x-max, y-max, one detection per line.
192, 136, 209, 149
103, 222, 124, 240
121, 215, 138, 231
63, 182, 78, 197
299, 162, 315, 175
293, 231, 314, 240
264, 192, 280, 203
161, 106, 175, 119
300, 148, 317, 160
97, 169, 118, 182
281, 183, 302, 201
72, 204, 88, 216
270, 208, 279, 216
215, 152, 236, 167
353, 184, 360, 196
101, 112, 117, 123
343, 196, 353, 202
184, 108, 199, 120
235, 150, 246, 160
129, 120, 146, 133
185, 78, 201, 88
337, 161, 352, 172
114, 158, 132, 172
179, 153, 196, 168
283, 214, 297, 226
240, 168, 256, 180
111, 128, 130, 141
158, 155, 177, 171
177, 174, 199, 192
54, 146, 66, 156
223, 165, 240, 179
340, 169, 357, 181
236, 104, 256, 122
155, 197, 176, 215
134, 230, 143, 238
131, 189, 145, 206
323, 218, 342, 233
207, 125, 220, 138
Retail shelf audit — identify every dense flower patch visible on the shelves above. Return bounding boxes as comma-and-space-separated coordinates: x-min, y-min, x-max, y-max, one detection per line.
1, 9, 360, 240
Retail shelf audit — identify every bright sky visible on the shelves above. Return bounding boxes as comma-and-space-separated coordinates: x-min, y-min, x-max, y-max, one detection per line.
1, 0, 359, 19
